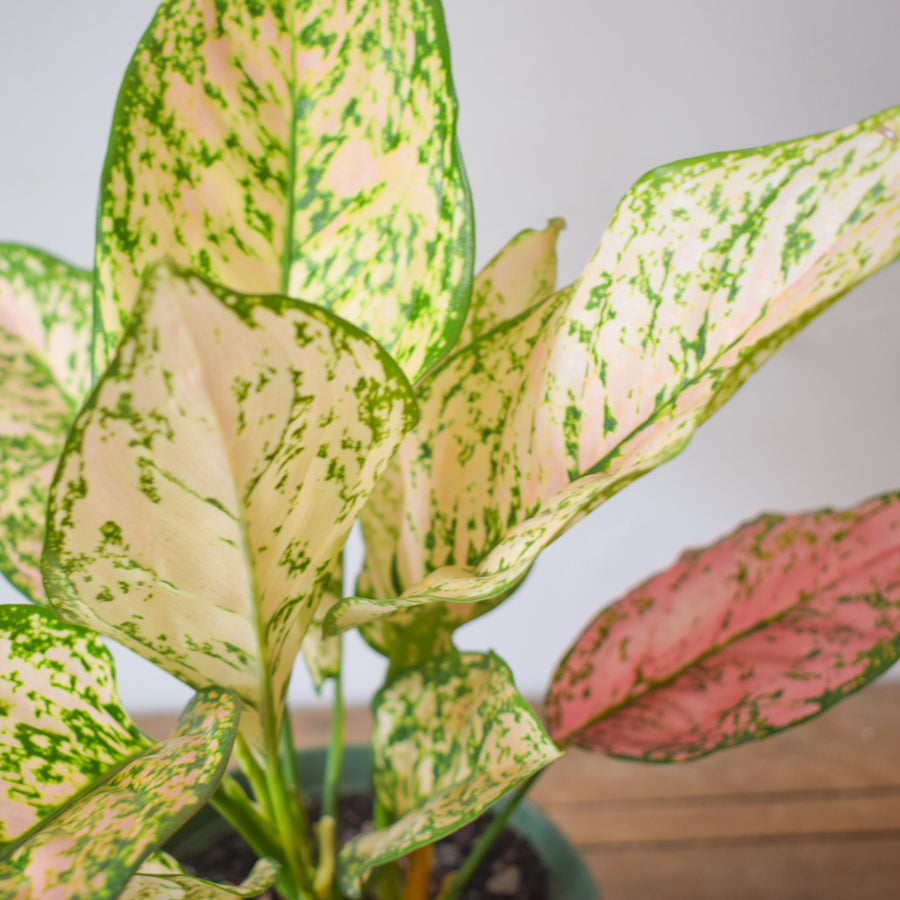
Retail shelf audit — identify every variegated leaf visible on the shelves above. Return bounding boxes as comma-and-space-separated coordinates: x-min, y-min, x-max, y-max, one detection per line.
0, 688, 239, 900
42, 264, 417, 750
0, 245, 92, 602
95, 0, 473, 382
333, 105, 900, 663
0, 604, 148, 844
547, 493, 900, 761
338, 651, 561, 897
120, 852, 277, 900
300, 556, 342, 691
354, 220, 564, 665
457, 218, 564, 346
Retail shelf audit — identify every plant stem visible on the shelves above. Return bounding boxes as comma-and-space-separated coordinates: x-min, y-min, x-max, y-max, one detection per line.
235, 735, 276, 824
313, 649, 345, 899
322, 659, 345, 820
438, 772, 543, 900
404, 844, 433, 900
211, 775, 284, 863
280, 712, 313, 868
371, 863, 404, 900
263, 735, 316, 899
280, 711, 304, 796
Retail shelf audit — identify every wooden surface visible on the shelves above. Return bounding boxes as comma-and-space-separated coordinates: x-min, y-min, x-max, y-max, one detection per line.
137, 682, 900, 899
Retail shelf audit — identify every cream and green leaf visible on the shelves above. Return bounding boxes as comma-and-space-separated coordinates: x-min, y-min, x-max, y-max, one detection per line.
300, 557, 343, 691
333, 105, 900, 665
0, 605, 148, 845
354, 221, 566, 664
457, 218, 564, 347
0, 687, 241, 900
95, 0, 473, 382
119, 852, 278, 900
42, 264, 418, 751
337, 652, 561, 897
0, 245, 92, 603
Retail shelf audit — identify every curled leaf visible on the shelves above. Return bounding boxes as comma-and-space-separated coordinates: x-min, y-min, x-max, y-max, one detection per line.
457, 218, 564, 346
120, 852, 278, 900
338, 651, 560, 896
300, 557, 343, 691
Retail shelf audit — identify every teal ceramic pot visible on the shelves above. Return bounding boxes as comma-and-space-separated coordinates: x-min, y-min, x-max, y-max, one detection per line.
166, 746, 599, 899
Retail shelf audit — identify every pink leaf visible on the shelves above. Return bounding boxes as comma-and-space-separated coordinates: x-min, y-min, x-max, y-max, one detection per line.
546, 493, 900, 761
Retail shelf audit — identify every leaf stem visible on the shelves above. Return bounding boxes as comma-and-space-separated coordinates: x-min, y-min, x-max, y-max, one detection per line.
438, 771, 542, 900
322, 654, 345, 820
280, 711, 313, 867
211, 775, 284, 863
314, 647, 345, 898
404, 844, 433, 900
237, 733, 314, 899
235, 735, 276, 824
264, 733, 316, 899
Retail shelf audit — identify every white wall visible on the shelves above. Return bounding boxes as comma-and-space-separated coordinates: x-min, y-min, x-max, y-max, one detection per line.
1, 1, 899, 713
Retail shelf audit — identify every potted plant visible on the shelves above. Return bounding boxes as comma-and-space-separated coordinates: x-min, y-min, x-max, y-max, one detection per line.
1, 1, 900, 898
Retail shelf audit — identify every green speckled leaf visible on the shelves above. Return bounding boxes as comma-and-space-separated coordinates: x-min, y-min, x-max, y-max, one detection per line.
42, 264, 417, 750
0, 245, 92, 603
457, 218, 564, 347
95, 0, 473, 382
332, 105, 900, 663
0, 605, 148, 844
300, 556, 342, 691
354, 222, 564, 665
120, 852, 278, 899
547, 492, 900, 761
0, 688, 239, 900
337, 651, 560, 897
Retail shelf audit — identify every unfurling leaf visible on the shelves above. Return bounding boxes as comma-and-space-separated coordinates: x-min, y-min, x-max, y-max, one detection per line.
338, 652, 560, 897
120, 852, 278, 900
300, 557, 343, 691
43, 264, 417, 750
0, 245, 92, 602
457, 218, 564, 347
95, 0, 473, 382
0, 688, 239, 900
0, 605, 148, 844
546, 492, 900, 761
336, 105, 900, 665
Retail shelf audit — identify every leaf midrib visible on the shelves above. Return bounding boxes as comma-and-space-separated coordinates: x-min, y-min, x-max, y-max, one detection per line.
279, 0, 299, 298
559, 538, 900, 744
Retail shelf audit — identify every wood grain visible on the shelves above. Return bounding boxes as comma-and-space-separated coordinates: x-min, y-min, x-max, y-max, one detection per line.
135, 681, 900, 899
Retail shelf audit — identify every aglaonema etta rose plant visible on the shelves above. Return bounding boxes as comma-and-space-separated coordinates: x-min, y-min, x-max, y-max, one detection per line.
1, 1, 900, 898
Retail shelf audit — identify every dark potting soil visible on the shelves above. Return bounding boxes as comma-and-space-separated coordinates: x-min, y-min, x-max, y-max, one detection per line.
178, 794, 550, 899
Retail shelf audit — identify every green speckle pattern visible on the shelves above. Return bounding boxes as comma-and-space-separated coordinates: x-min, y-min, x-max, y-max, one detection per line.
0, 605, 148, 844
42, 265, 417, 750
335, 106, 900, 661
300, 556, 342, 690
0, 688, 239, 900
95, 0, 473, 382
0, 245, 92, 603
456, 218, 563, 346
351, 222, 565, 666
120, 852, 277, 899
337, 651, 560, 897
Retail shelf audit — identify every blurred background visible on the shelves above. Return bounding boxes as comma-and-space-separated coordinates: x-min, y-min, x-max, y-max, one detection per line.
1, 0, 899, 713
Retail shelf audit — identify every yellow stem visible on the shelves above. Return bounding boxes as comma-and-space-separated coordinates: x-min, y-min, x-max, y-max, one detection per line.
404, 844, 434, 900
